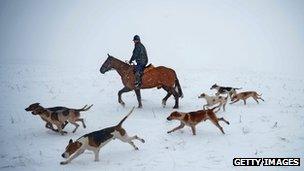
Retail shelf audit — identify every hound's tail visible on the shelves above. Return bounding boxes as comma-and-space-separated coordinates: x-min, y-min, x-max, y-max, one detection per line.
117, 106, 135, 127
76, 104, 93, 112
257, 93, 263, 96
234, 87, 242, 90
175, 78, 184, 98
208, 106, 219, 111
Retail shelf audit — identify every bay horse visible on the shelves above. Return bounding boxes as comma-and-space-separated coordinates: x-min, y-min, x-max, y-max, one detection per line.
100, 54, 183, 109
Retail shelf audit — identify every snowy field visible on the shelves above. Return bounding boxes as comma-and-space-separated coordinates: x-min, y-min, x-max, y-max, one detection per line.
1, 0, 304, 171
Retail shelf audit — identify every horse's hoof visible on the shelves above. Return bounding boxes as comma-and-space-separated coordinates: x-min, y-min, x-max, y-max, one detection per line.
138, 105, 143, 108
162, 101, 166, 108
173, 106, 179, 109
120, 102, 125, 107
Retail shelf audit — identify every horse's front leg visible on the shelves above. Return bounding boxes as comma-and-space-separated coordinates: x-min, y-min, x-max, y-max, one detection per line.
135, 89, 143, 108
118, 87, 131, 107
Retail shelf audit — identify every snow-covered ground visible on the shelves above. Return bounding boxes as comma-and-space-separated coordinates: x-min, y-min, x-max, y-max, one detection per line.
0, 0, 304, 171
0, 64, 303, 171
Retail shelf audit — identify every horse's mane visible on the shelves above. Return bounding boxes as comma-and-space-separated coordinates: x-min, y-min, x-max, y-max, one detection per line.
109, 56, 131, 67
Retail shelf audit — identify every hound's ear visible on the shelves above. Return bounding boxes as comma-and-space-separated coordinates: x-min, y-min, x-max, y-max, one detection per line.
69, 139, 73, 144
107, 53, 110, 57
34, 103, 40, 106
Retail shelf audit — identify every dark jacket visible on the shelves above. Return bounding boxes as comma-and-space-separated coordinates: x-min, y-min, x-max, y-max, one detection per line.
130, 42, 148, 66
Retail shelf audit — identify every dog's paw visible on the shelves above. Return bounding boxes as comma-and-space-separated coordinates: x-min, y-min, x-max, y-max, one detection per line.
141, 139, 145, 143
167, 131, 171, 134
61, 131, 68, 135
135, 147, 139, 150
60, 161, 68, 165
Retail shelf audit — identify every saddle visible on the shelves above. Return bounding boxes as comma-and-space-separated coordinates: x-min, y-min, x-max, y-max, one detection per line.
130, 63, 155, 74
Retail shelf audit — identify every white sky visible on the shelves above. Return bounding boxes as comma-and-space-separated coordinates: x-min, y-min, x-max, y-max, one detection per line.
0, 0, 303, 75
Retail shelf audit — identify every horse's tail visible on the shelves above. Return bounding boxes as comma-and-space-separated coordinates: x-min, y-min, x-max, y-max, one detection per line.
175, 78, 184, 98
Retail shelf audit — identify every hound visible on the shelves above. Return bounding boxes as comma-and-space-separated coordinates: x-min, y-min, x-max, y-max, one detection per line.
210, 83, 241, 99
167, 107, 230, 135
230, 91, 264, 105
198, 93, 228, 112
25, 103, 92, 135
25, 104, 67, 132
60, 107, 145, 165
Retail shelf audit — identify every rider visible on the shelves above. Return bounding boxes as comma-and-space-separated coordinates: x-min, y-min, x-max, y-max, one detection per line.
129, 35, 148, 88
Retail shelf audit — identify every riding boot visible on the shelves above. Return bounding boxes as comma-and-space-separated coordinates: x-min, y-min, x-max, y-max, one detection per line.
135, 72, 142, 89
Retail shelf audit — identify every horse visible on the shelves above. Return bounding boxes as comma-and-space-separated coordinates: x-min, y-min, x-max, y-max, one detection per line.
100, 54, 183, 109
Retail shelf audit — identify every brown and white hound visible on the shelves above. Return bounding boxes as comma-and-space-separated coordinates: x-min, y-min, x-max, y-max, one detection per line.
60, 107, 145, 165
167, 107, 230, 135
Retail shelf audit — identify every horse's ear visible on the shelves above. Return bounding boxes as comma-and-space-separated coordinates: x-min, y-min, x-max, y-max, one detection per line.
107, 53, 110, 57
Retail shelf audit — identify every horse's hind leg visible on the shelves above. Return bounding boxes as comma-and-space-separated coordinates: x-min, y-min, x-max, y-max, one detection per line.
162, 86, 172, 108
135, 89, 143, 108
169, 87, 179, 109
118, 87, 131, 106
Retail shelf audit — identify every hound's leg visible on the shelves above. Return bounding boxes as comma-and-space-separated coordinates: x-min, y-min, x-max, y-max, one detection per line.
210, 119, 225, 134
253, 97, 259, 104
93, 149, 100, 161
62, 121, 69, 129
118, 87, 132, 107
117, 133, 145, 150
167, 122, 185, 134
76, 118, 86, 128
230, 99, 239, 104
45, 122, 58, 132
60, 149, 85, 165
218, 117, 230, 125
135, 89, 142, 108
243, 99, 246, 105
70, 122, 80, 133
214, 104, 221, 112
57, 124, 67, 135
190, 125, 196, 135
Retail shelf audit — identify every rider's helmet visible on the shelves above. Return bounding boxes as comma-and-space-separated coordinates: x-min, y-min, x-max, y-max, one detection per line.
133, 35, 140, 41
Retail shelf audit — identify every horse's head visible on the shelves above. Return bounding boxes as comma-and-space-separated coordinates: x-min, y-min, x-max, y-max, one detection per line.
100, 54, 114, 74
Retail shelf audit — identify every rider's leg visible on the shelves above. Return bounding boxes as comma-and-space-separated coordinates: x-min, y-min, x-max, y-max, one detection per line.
135, 64, 144, 88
